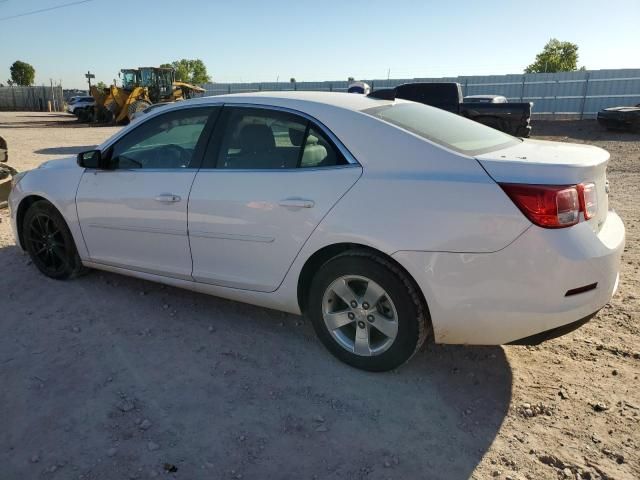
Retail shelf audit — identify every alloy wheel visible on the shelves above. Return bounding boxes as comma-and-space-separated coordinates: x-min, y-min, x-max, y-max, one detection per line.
322, 275, 399, 356
25, 213, 69, 275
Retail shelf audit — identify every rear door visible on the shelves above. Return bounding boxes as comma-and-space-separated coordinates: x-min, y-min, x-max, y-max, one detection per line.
188, 105, 362, 292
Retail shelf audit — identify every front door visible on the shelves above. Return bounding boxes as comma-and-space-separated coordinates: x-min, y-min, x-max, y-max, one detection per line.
188, 106, 361, 292
76, 106, 218, 279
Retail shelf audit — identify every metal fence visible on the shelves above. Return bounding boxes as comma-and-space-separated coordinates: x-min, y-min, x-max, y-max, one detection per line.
202, 68, 640, 119
0, 86, 64, 112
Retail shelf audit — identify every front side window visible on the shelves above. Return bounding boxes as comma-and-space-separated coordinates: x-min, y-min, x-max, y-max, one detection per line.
214, 108, 347, 169
364, 102, 520, 156
110, 107, 213, 169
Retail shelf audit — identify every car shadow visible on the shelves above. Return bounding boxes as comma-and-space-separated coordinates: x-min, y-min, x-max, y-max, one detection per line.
0, 244, 512, 479
34, 145, 97, 155
0, 118, 112, 129
16, 114, 72, 119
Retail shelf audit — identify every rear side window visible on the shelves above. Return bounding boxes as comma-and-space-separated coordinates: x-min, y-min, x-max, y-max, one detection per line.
299, 127, 341, 168
364, 102, 520, 156
212, 107, 347, 169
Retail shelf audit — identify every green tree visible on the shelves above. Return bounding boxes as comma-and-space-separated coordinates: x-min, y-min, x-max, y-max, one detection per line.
162, 59, 211, 84
525, 39, 581, 73
96, 81, 108, 90
9, 60, 36, 86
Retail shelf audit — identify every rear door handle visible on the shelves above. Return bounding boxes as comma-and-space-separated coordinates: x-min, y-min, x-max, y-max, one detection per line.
154, 193, 181, 203
278, 198, 315, 209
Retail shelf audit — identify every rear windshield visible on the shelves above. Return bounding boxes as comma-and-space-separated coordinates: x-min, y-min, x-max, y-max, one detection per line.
363, 102, 520, 156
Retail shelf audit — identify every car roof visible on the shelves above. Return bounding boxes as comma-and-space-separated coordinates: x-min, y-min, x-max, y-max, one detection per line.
181, 91, 398, 113
101, 91, 415, 167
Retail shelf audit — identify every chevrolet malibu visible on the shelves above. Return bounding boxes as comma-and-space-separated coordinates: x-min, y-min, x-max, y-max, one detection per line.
9, 92, 625, 371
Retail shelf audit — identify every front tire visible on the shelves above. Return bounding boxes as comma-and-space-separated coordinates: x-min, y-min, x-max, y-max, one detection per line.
22, 200, 86, 279
128, 100, 152, 121
308, 250, 429, 371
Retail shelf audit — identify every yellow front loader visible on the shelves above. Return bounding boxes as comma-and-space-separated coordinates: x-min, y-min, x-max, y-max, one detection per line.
87, 67, 205, 124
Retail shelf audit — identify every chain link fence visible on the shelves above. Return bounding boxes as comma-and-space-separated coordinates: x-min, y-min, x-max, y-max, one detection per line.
0, 86, 64, 112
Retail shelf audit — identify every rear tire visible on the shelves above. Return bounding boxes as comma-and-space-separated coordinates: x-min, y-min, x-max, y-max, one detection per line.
308, 250, 429, 371
22, 200, 87, 280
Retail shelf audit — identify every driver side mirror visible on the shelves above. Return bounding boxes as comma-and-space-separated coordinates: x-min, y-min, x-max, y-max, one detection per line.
77, 149, 111, 169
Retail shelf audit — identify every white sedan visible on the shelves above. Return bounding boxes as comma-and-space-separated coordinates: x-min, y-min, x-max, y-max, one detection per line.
9, 92, 625, 371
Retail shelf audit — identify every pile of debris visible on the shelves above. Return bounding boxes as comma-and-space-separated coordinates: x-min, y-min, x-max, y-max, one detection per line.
1, 135, 17, 208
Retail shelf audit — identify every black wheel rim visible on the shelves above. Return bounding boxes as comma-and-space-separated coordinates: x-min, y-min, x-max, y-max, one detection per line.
26, 213, 69, 274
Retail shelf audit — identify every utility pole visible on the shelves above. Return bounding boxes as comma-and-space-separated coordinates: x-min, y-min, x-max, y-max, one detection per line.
49, 78, 55, 112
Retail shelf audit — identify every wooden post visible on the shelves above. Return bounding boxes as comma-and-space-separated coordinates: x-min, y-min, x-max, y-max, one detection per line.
579, 71, 591, 120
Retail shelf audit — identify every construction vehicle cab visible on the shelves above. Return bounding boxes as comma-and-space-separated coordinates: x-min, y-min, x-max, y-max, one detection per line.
120, 69, 139, 90
139, 67, 174, 103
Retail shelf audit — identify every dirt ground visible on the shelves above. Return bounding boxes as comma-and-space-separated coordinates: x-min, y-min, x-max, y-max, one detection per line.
0, 112, 638, 480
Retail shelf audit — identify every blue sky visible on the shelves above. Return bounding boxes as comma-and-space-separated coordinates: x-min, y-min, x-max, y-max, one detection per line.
1, 0, 639, 88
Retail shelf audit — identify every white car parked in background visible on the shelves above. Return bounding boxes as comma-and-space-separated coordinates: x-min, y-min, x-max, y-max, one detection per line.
66, 95, 95, 115
9, 92, 624, 371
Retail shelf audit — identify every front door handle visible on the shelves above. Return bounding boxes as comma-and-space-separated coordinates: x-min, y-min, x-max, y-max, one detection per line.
155, 193, 181, 203
278, 198, 315, 209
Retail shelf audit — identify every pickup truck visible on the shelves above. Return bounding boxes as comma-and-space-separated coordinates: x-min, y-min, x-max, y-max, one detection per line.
376, 83, 533, 137
597, 104, 640, 132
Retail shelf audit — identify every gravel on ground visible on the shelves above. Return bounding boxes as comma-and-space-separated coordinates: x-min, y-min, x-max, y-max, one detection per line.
1, 112, 638, 479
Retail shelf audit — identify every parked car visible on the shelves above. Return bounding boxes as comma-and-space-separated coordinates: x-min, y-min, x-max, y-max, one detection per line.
9, 92, 624, 371
597, 104, 640, 132
66, 96, 95, 115
347, 81, 371, 95
378, 82, 532, 137
463, 94, 508, 103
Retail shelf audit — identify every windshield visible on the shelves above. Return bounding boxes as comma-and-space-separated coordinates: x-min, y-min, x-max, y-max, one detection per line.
363, 102, 520, 156
121, 70, 138, 89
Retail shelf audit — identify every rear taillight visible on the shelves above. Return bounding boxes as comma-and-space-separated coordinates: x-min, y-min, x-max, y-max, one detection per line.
500, 183, 596, 229
578, 182, 597, 220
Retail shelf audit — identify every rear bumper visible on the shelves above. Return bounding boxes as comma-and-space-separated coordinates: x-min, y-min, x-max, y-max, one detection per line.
508, 310, 598, 345
393, 211, 625, 345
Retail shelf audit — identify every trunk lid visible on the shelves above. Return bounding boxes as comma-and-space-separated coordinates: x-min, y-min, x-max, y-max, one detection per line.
475, 139, 610, 231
